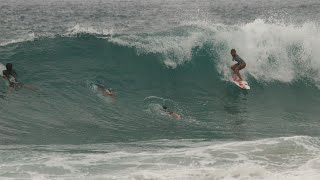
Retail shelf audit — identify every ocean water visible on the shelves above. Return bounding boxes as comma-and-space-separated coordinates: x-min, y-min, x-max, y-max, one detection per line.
0, 0, 320, 179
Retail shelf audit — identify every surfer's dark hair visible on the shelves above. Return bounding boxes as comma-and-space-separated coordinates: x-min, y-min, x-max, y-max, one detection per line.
231, 49, 236, 52
162, 106, 167, 110
6, 63, 13, 71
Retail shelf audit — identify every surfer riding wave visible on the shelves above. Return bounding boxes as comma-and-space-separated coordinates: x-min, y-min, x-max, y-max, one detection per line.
230, 49, 246, 81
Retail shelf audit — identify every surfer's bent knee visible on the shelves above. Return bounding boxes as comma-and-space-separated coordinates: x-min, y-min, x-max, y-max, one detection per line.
231, 65, 236, 70
240, 63, 246, 70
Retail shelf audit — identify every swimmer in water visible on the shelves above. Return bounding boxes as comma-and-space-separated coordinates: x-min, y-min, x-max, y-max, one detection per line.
96, 84, 115, 97
2, 63, 36, 94
162, 106, 181, 120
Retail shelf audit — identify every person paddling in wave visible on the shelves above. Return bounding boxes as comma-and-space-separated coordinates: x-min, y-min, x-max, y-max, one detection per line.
230, 49, 246, 81
96, 84, 115, 97
162, 106, 181, 120
2, 63, 36, 94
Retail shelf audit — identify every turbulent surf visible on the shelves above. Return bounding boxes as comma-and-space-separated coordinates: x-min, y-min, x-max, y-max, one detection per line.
0, 0, 320, 179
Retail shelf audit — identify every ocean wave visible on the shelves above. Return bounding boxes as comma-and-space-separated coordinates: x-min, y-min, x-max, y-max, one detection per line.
55, 19, 320, 85
1, 19, 320, 146
1, 19, 319, 83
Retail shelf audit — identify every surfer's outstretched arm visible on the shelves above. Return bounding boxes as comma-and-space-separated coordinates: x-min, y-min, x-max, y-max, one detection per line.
23, 84, 38, 91
6, 87, 14, 95
171, 112, 182, 120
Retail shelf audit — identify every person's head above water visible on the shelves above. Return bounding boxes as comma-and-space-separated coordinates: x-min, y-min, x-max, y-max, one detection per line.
6, 63, 13, 71
162, 106, 168, 110
230, 49, 237, 56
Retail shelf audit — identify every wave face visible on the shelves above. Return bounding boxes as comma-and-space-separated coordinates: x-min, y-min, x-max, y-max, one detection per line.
1, 0, 320, 179
1, 21, 320, 144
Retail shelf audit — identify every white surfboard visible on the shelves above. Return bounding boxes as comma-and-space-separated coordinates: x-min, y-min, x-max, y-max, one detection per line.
0, 63, 6, 76
231, 74, 250, 90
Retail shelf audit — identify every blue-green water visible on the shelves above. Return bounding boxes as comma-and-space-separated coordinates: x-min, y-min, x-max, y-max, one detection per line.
0, 0, 320, 179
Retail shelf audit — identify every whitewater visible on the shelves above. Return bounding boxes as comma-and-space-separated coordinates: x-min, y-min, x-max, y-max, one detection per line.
0, 0, 320, 179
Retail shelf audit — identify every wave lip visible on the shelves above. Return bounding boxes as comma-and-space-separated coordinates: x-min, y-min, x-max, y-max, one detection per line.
0, 33, 35, 47
66, 24, 114, 37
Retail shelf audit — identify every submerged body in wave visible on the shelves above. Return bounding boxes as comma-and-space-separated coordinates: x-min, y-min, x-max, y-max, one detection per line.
162, 106, 181, 120
96, 84, 115, 97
